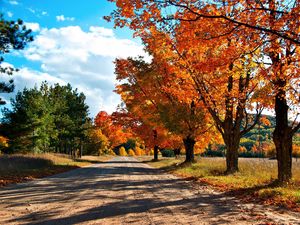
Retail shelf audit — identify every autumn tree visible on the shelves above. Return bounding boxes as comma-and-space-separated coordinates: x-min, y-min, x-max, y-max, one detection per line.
107, 0, 300, 182
114, 57, 214, 162
116, 26, 261, 171
112, 109, 181, 161
94, 110, 131, 150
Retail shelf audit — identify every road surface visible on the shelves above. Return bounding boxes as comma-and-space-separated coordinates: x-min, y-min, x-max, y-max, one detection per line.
0, 157, 299, 225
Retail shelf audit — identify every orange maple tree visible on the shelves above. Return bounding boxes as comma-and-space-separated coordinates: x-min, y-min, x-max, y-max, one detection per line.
107, 0, 300, 182
114, 57, 215, 162
94, 111, 131, 149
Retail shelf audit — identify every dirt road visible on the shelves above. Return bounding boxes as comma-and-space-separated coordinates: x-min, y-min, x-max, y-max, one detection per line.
0, 157, 299, 225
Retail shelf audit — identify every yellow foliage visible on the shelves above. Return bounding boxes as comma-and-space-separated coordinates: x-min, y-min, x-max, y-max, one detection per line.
128, 148, 135, 156
0, 136, 8, 148
89, 128, 110, 155
149, 149, 154, 155
134, 146, 143, 156
119, 147, 127, 156
99, 148, 116, 156
194, 141, 205, 154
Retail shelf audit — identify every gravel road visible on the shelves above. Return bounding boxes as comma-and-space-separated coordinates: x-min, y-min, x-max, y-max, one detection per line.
0, 157, 299, 225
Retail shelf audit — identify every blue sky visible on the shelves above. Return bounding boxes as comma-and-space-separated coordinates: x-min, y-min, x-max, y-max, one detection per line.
1, 0, 147, 117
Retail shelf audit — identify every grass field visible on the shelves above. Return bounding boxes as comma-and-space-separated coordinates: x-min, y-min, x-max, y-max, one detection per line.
0, 153, 112, 187
139, 156, 300, 211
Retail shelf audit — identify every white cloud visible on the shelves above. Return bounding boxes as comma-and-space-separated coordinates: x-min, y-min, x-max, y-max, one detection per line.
42, 11, 48, 16
28, 8, 36, 14
24, 22, 40, 32
7, 11, 13, 17
56, 15, 75, 22
89, 26, 114, 37
8, 0, 18, 5
17, 26, 148, 116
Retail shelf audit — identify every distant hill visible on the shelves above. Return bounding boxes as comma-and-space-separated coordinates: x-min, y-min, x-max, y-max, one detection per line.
204, 115, 300, 158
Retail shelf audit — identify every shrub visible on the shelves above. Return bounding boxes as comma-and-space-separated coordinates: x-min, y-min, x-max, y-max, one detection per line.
149, 149, 154, 155
161, 149, 175, 157
128, 149, 135, 156
135, 146, 143, 156
119, 147, 127, 156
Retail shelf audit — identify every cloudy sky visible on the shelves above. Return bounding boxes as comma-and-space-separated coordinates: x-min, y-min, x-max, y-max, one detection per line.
0, 0, 147, 117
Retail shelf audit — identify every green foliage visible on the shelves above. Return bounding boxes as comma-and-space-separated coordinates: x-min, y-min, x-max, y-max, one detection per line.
0, 82, 89, 155
161, 149, 175, 157
114, 139, 137, 153
204, 144, 225, 157
123, 139, 136, 150
0, 14, 33, 105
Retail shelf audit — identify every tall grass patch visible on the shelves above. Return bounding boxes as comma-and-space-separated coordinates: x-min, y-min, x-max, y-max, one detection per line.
0, 153, 112, 187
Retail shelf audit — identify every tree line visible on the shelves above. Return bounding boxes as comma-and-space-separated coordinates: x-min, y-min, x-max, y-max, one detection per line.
0, 82, 89, 157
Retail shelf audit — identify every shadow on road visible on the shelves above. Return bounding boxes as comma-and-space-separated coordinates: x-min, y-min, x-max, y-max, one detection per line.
1, 158, 296, 225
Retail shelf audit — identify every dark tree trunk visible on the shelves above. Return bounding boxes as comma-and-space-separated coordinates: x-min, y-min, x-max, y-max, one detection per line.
80, 142, 83, 158
273, 88, 293, 183
64, 143, 67, 154
153, 145, 159, 161
183, 136, 196, 163
223, 132, 240, 174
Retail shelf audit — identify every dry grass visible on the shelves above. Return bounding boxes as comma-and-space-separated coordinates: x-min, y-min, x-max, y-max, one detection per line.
141, 156, 300, 210
0, 153, 112, 187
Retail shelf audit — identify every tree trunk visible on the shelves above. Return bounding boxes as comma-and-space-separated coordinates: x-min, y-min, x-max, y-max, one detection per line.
273, 89, 293, 183
224, 133, 240, 174
64, 143, 67, 154
153, 145, 159, 161
183, 136, 196, 163
80, 142, 83, 158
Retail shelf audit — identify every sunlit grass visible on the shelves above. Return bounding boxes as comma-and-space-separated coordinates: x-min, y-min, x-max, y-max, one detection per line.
0, 153, 112, 186
142, 156, 300, 210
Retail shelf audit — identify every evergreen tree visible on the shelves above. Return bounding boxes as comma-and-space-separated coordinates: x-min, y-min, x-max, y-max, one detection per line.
1, 83, 89, 155
0, 14, 33, 104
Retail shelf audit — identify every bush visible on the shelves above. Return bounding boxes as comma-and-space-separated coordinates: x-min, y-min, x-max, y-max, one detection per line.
149, 149, 154, 155
161, 149, 175, 157
204, 149, 225, 157
135, 147, 143, 156
128, 149, 135, 156
119, 147, 127, 156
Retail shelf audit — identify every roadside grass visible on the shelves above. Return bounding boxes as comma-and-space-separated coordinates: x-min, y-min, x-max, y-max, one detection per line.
141, 156, 300, 211
0, 153, 112, 187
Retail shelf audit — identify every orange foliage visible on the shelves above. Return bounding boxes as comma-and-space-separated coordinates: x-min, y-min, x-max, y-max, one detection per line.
293, 145, 300, 158
108, 0, 300, 179
0, 136, 8, 148
95, 111, 131, 148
